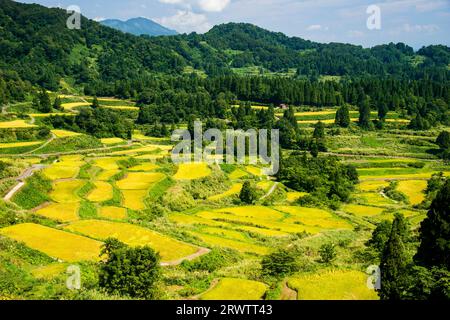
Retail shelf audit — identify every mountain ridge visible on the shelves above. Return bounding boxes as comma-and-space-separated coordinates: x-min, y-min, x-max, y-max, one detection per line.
100, 17, 178, 37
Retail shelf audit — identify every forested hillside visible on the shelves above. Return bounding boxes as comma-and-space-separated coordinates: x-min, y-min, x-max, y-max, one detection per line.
1, 0, 449, 94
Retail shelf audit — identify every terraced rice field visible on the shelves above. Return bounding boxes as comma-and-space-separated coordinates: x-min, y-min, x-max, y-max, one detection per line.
100, 138, 124, 145
257, 181, 275, 192
245, 165, 263, 176
96, 169, 120, 181
174, 162, 212, 180
0, 141, 43, 149
116, 172, 165, 190
228, 168, 248, 180
0, 223, 102, 262
286, 191, 308, 202
43, 164, 79, 180
31, 263, 67, 280
0, 120, 36, 128
50, 180, 85, 203
396, 180, 427, 205
359, 192, 397, 206
189, 231, 270, 255
113, 145, 172, 155
208, 183, 243, 201
358, 181, 389, 192
103, 106, 139, 111
342, 204, 385, 217
61, 102, 91, 110
99, 206, 127, 220
35, 202, 80, 222
276, 206, 352, 229
128, 163, 159, 171
93, 157, 125, 170
86, 181, 113, 202
51, 130, 81, 138
121, 190, 149, 211
200, 278, 267, 300
64, 220, 199, 262
169, 213, 228, 227
288, 270, 379, 300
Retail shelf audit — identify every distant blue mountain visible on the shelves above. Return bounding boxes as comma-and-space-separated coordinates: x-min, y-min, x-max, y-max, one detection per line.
100, 17, 177, 37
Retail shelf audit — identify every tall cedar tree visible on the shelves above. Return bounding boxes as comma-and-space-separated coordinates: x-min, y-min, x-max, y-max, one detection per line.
92, 96, 100, 109
335, 104, 351, 128
240, 181, 258, 204
379, 214, 409, 300
38, 88, 51, 113
53, 96, 62, 111
358, 96, 372, 130
436, 131, 450, 149
415, 179, 450, 269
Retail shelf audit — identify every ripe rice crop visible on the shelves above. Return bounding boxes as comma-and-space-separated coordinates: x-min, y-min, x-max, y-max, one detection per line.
121, 190, 148, 211
174, 162, 212, 180
189, 231, 270, 255
128, 163, 160, 172
99, 206, 127, 220
0, 223, 102, 262
215, 206, 285, 220
64, 220, 199, 262
100, 138, 124, 145
31, 263, 67, 280
168, 213, 228, 227
50, 180, 85, 203
35, 202, 80, 222
93, 157, 126, 170
276, 206, 352, 229
245, 165, 263, 176
256, 181, 274, 192
116, 172, 165, 190
288, 270, 379, 300
208, 183, 242, 201
96, 169, 120, 181
0, 141, 43, 149
200, 278, 267, 300
200, 226, 248, 241
113, 145, 172, 155
0, 120, 36, 128
228, 168, 248, 180
51, 130, 81, 138
358, 181, 389, 192
286, 192, 308, 202
342, 204, 385, 217
61, 102, 91, 110
86, 181, 113, 202
396, 180, 427, 205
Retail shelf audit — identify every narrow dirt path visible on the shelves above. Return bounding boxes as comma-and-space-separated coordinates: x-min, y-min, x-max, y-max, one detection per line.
24, 133, 56, 155
3, 164, 47, 201
160, 247, 211, 267
261, 182, 278, 200
189, 279, 220, 300
280, 281, 297, 300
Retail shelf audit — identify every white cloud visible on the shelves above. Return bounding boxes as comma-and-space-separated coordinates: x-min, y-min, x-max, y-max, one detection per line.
402, 23, 439, 33
155, 10, 212, 33
306, 24, 329, 31
198, 0, 231, 12
159, 0, 186, 4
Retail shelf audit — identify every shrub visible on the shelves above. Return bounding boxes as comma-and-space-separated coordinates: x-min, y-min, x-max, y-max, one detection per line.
319, 243, 337, 264
261, 249, 300, 277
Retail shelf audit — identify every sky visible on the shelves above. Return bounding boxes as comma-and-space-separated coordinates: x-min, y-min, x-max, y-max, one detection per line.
19, 0, 450, 49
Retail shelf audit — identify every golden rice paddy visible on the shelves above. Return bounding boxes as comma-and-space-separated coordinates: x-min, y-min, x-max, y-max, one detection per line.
257, 181, 274, 192
121, 190, 149, 211
86, 181, 113, 202
99, 206, 127, 220
93, 157, 125, 170
96, 169, 120, 181
128, 163, 160, 172
200, 278, 267, 300
61, 102, 91, 110
189, 231, 270, 255
102, 106, 139, 111
64, 220, 199, 262
50, 180, 85, 203
0, 120, 36, 128
51, 129, 81, 138
396, 180, 427, 205
208, 183, 242, 201
31, 263, 67, 280
113, 145, 172, 155
228, 168, 248, 180
288, 270, 379, 300
35, 202, 80, 222
100, 138, 124, 145
169, 213, 227, 227
342, 204, 385, 217
0, 141, 43, 149
174, 162, 211, 180
216, 206, 285, 220
116, 172, 165, 190
245, 165, 264, 176
358, 181, 389, 192
43, 165, 79, 180
286, 191, 308, 202
0, 223, 102, 262
276, 206, 352, 229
